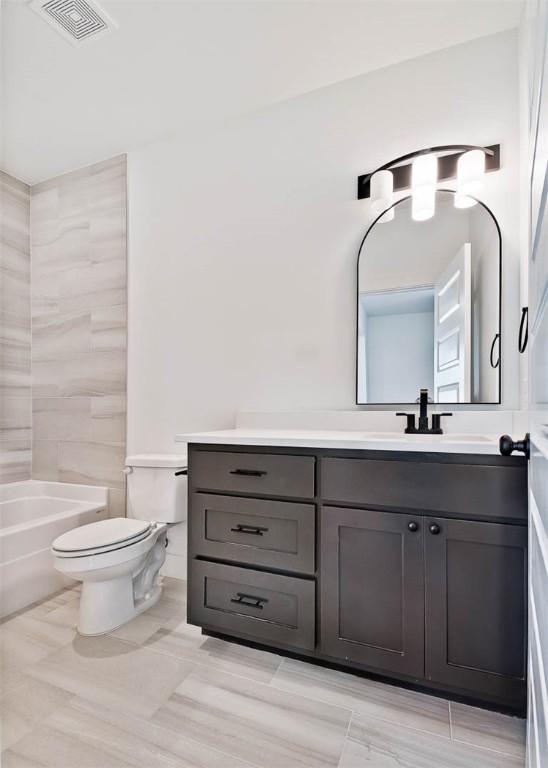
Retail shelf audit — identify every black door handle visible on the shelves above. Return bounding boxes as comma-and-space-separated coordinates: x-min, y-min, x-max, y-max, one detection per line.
407, 521, 419, 532
229, 469, 267, 477
230, 524, 269, 536
429, 523, 441, 535
174, 469, 188, 476
500, 433, 530, 459
519, 307, 528, 353
230, 592, 269, 609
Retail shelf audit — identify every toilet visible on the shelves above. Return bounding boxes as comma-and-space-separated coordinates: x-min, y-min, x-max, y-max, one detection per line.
52, 453, 187, 636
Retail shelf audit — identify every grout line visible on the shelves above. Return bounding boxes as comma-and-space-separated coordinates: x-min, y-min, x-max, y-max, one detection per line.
450, 735, 526, 760
64, 693, 264, 768
449, 700, 453, 739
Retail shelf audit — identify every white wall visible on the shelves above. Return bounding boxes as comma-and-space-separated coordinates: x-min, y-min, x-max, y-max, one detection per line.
128, 30, 521, 452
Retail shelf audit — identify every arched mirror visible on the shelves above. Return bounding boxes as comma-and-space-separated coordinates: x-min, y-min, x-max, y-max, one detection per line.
357, 190, 501, 404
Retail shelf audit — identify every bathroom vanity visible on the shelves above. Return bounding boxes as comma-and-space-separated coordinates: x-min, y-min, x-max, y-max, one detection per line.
183, 431, 528, 712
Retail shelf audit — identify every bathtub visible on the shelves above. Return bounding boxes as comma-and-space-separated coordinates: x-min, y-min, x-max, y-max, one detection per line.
0, 480, 108, 618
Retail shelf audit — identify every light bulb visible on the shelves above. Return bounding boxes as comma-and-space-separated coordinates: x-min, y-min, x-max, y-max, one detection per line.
412, 185, 436, 221
454, 193, 478, 209
411, 154, 437, 221
457, 149, 485, 196
370, 170, 394, 222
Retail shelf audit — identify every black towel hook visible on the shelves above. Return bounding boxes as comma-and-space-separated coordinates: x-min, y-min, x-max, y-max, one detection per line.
490, 333, 500, 369
519, 307, 528, 353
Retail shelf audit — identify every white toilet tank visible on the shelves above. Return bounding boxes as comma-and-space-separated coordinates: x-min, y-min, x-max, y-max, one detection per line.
125, 454, 187, 524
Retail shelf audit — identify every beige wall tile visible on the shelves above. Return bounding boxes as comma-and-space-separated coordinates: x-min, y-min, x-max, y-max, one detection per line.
32, 440, 59, 481
32, 310, 91, 361
0, 397, 32, 441
58, 259, 126, 312
107, 487, 127, 518
33, 398, 91, 441
58, 441, 126, 489
1, 174, 30, 481
17, 156, 127, 492
91, 305, 126, 351
33, 350, 126, 398
90, 395, 126, 442
1, 440, 32, 483
0, 244, 30, 316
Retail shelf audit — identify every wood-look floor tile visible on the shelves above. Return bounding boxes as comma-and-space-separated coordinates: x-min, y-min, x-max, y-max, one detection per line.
145, 593, 187, 623
111, 612, 168, 646
0, 749, 44, 768
25, 633, 195, 719
0, 613, 75, 673
37, 597, 80, 630
152, 665, 351, 768
342, 713, 525, 768
4, 723, 135, 768
21, 695, 258, 768
145, 621, 281, 683
0, 672, 73, 750
159, 576, 187, 605
271, 658, 450, 736
450, 702, 526, 758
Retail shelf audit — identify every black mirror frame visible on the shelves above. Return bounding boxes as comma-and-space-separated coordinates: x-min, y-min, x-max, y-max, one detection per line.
355, 189, 502, 406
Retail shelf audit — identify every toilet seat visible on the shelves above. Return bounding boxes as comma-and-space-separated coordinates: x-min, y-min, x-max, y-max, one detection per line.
52, 518, 154, 558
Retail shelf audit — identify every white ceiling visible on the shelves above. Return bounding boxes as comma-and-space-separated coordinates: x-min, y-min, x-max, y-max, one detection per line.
1, 0, 523, 184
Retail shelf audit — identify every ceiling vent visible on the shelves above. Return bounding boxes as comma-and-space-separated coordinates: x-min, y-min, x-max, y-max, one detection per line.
29, 0, 117, 45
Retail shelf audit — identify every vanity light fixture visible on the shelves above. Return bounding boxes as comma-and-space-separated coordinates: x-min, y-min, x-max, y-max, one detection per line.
370, 170, 394, 223
357, 144, 500, 216
411, 154, 438, 221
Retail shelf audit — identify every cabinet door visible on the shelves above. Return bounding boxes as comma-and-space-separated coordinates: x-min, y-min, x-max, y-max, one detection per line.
321, 506, 424, 677
425, 517, 527, 708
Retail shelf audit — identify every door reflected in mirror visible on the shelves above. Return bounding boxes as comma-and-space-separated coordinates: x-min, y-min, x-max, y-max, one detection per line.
357, 191, 501, 404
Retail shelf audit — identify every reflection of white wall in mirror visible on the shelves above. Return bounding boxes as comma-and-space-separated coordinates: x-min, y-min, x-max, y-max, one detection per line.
434, 243, 472, 402
360, 197, 469, 293
361, 288, 434, 402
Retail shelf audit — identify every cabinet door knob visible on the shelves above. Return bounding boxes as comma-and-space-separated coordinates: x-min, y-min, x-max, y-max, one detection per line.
429, 523, 441, 535
407, 521, 419, 532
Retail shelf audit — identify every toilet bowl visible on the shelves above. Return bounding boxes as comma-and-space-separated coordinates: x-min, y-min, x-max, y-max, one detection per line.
52, 453, 187, 636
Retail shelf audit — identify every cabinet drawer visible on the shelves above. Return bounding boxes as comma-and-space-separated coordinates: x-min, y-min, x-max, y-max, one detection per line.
322, 457, 527, 521
190, 450, 315, 499
190, 494, 315, 574
189, 560, 315, 650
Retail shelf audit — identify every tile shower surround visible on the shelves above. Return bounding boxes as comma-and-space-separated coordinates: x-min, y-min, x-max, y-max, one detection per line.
30, 155, 127, 514
0, 172, 31, 482
1, 156, 127, 514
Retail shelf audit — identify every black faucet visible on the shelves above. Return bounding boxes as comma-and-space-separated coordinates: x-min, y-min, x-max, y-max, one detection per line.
396, 389, 452, 434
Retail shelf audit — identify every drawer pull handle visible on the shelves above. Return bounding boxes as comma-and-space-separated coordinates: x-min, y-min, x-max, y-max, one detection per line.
230, 592, 269, 609
229, 469, 267, 477
230, 524, 269, 536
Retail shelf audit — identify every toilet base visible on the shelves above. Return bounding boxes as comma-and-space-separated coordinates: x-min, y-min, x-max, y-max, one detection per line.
78, 580, 163, 636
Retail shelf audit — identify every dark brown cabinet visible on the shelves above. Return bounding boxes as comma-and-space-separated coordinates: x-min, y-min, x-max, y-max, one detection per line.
424, 517, 527, 705
187, 444, 528, 711
321, 506, 425, 677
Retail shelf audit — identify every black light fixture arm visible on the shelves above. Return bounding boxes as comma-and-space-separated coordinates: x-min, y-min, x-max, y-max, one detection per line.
357, 143, 500, 200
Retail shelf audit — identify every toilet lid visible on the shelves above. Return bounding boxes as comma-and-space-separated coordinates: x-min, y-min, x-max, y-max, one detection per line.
52, 518, 152, 553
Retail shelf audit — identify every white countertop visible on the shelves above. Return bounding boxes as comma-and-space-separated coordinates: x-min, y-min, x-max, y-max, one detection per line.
177, 428, 503, 455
